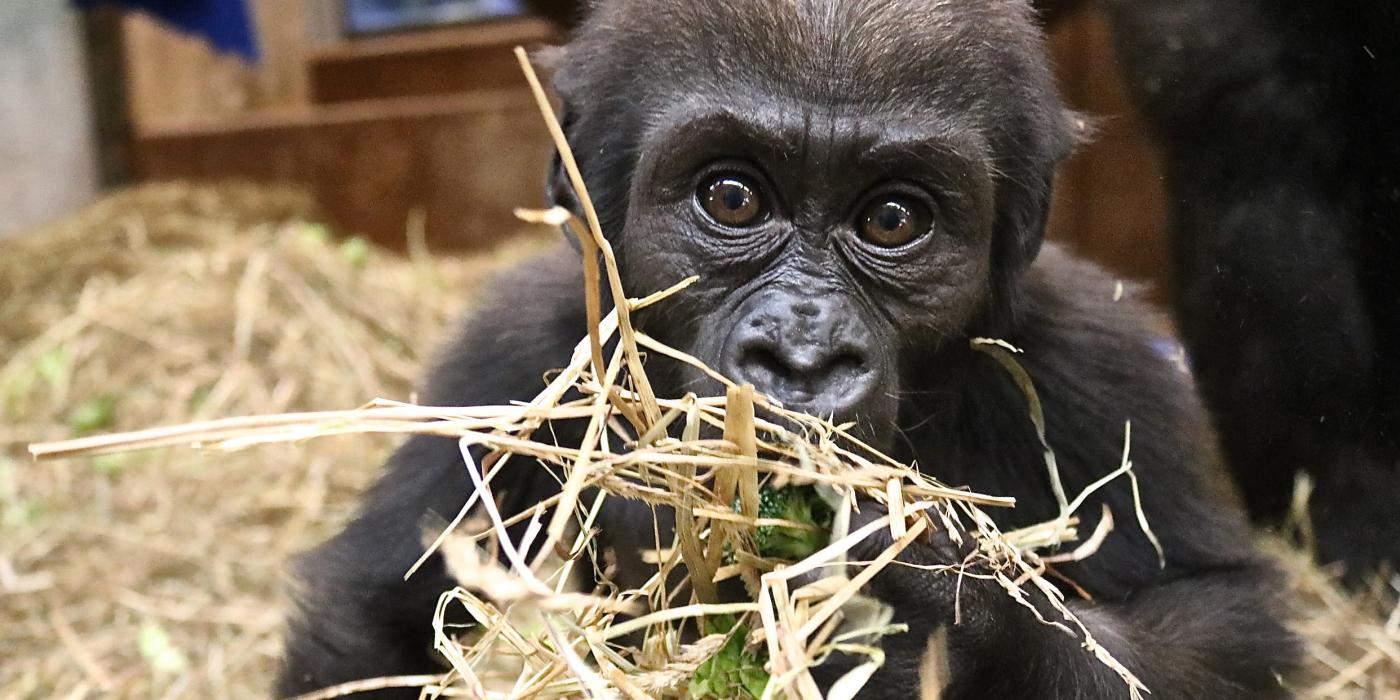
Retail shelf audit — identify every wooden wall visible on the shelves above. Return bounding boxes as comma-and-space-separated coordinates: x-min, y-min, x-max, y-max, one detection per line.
1045, 7, 1169, 294
125, 6, 560, 249
122, 0, 311, 135
133, 91, 553, 250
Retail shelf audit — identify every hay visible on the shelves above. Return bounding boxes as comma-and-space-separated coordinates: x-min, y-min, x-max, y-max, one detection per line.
1266, 476, 1400, 698
1, 183, 550, 698
1270, 538, 1400, 698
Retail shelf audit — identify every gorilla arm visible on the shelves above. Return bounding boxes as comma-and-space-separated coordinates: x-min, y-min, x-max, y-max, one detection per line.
824, 506, 1295, 700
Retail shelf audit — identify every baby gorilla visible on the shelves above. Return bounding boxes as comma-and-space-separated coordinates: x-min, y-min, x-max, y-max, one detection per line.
278, 1, 1299, 697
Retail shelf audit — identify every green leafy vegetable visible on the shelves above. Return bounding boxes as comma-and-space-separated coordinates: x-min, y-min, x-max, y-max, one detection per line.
688, 615, 769, 699
753, 484, 834, 560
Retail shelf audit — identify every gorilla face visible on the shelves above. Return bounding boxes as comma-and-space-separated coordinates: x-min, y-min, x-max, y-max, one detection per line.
550, 0, 1076, 447
623, 103, 997, 441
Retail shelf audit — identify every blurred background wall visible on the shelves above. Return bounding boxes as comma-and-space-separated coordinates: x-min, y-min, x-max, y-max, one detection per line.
120, 0, 562, 251
0, 2, 99, 237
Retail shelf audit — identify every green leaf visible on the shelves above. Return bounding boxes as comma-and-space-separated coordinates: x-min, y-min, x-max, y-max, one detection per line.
740, 665, 771, 698
754, 484, 834, 560
91, 453, 132, 475
138, 621, 187, 674
339, 236, 371, 268
68, 394, 118, 434
36, 346, 71, 388
688, 615, 769, 699
298, 223, 332, 246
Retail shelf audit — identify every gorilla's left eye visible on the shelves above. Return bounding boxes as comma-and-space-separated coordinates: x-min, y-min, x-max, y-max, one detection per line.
858, 197, 933, 248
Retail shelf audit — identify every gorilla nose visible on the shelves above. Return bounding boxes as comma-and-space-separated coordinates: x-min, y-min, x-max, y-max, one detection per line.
727, 299, 879, 417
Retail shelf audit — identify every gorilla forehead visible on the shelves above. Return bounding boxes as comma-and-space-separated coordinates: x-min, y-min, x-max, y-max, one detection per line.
561, 0, 1054, 122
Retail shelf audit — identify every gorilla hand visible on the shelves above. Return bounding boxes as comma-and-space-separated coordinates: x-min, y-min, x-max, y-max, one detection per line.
843, 501, 990, 624
808, 500, 1010, 698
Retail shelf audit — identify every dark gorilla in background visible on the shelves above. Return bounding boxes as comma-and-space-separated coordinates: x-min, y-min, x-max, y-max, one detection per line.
1104, 1, 1400, 578
278, 1, 1298, 697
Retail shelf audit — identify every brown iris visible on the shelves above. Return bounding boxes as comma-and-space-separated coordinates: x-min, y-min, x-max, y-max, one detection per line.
698, 175, 766, 228
859, 197, 931, 247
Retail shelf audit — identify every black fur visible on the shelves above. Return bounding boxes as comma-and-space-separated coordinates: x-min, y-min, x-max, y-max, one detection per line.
1104, 0, 1400, 578
278, 1, 1299, 697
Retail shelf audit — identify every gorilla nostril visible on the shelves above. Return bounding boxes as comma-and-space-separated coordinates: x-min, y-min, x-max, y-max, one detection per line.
826, 352, 866, 379
743, 346, 797, 382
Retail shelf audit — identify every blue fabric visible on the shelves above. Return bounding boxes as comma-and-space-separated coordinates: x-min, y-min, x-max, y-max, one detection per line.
75, 0, 259, 61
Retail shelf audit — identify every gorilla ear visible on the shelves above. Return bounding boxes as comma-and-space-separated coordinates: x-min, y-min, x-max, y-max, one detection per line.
545, 106, 586, 252
991, 171, 1055, 276
537, 96, 576, 210
531, 44, 568, 75
547, 115, 581, 214
532, 45, 585, 230
987, 107, 1088, 319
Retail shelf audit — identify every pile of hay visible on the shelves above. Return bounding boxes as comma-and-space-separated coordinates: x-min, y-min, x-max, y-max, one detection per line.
1265, 523, 1400, 698
0, 183, 549, 698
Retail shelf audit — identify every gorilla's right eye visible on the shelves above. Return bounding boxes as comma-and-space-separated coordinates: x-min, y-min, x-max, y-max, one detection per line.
697, 175, 767, 228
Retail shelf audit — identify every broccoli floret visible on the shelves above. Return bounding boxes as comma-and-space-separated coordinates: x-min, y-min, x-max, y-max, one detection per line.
753, 484, 834, 560
692, 488, 829, 697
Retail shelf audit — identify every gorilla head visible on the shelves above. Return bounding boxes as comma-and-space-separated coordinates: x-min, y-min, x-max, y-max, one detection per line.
547, 0, 1078, 445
